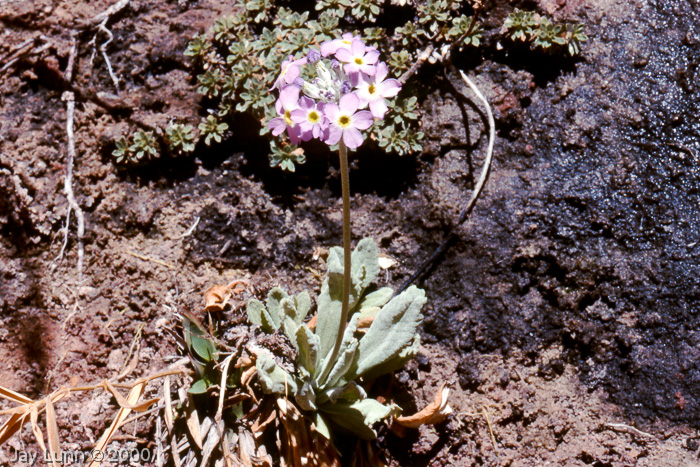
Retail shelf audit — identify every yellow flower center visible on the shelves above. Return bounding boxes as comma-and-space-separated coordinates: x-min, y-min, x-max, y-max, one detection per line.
284, 110, 293, 126
308, 111, 320, 124
354, 57, 364, 65
338, 115, 351, 128
368, 84, 376, 95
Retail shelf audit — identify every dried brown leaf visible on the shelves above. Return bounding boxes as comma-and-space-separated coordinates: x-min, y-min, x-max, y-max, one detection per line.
395, 383, 453, 428
205, 284, 232, 312
306, 315, 317, 331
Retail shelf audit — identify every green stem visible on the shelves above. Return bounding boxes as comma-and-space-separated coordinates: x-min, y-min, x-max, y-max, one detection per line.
325, 139, 352, 376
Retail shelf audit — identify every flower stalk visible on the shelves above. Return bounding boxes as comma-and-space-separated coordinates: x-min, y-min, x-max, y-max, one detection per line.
326, 138, 352, 374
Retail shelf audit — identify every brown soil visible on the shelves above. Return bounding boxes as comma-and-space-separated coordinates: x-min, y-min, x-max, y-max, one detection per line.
2, 0, 700, 466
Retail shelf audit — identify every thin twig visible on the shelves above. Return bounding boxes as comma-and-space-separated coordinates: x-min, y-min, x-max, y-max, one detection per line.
177, 216, 200, 238
605, 423, 657, 439
53, 39, 86, 281
125, 250, 175, 269
396, 70, 496, 294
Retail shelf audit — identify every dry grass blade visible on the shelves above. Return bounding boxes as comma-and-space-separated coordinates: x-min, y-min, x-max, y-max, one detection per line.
46, 397, 62, 464
104, 380, 159, 412
186, 400, 203, 450
0, 386, 34, 405
164, 377, 174, 432
216, 355, 234, 424
30, 405, 48, 457
0, 412, 29, 445
87, 382, 146, 467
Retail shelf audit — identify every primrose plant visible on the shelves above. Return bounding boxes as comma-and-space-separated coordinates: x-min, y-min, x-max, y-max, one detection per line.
245, 36, 425, 441
248, 239, 425, 439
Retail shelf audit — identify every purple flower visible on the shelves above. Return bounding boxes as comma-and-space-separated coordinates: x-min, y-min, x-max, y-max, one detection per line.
335, 38, 380, 76
270, 55, 308, 91
268, 85, 302, 144
324, 93, 373, 149
307, 48, 321, 64
355, 62, 401, 119
291, 96, 328, 141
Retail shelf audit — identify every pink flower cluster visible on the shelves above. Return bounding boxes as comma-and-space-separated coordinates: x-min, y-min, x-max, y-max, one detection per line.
269, 34, 401, 149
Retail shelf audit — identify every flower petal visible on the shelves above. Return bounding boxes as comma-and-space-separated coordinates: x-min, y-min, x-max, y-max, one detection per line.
368, 99, 388, 119
339, 93, 359, 115
352, 110, 374, 130
326, 125, 342, 146
364, 49, 380, 65
350, 38, 365, 56
335, 48, 353, 63
279, 85, 300, 110
375, 62, 389, 82
380, 79, 401, 98
342, 127, 364, 149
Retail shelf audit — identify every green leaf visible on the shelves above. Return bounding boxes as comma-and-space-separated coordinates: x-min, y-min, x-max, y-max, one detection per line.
313, 412, 332, 440
324, 380, 366, 404
348, 286, 426, 381
320, 314, 360, 389
361, 334, 421, 382
182, 315, 216, 363
351, 238, 379, 292
358, 287, 394, 319
247, 299, 264, 325
296, 325, 319, 376
266, 287, 288, 327
188, 379, 210, 394
256, 351, 297, 395
320, 398, 393, 440
295, 290, 312, 324
315, 248, 345, 361
316, 239, 380, 361
295, 381, 317, 411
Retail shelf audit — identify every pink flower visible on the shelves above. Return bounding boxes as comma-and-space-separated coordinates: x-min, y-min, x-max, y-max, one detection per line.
324, 93, 373, 149
268, 85, 302, 144
335, 38, 380, 76
270, 55, 308, 91
291, 96, 328, 141
321, 33, 361, 57
355, 62, 401, 119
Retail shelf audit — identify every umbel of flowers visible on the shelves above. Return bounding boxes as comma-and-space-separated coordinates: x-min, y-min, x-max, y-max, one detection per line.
269, 34, 401, 149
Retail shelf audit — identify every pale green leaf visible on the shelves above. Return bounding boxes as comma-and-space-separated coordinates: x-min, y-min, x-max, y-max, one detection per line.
295, 290, 312, 324
296, 325, 318, 376
313, 412, 332, 440
361, 334, 420, 382
320, 314, 360, 389
294, 381, 317, 411
358, 287, 394, 319
325, 381, 367, 404
266, 287, 288, 328
320, 398, 392, 440
246, 299, 264, 325
351, 238, 379, 292
256, 352, 297, 395
348, 286, 426, 381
